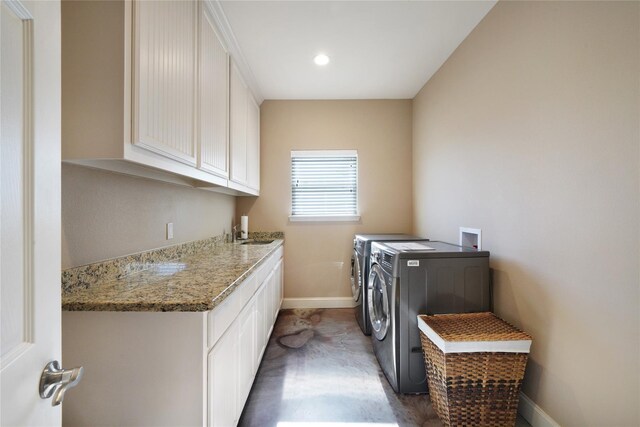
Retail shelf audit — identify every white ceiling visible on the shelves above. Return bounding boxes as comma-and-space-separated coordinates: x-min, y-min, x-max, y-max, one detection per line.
219, 1, 496, 100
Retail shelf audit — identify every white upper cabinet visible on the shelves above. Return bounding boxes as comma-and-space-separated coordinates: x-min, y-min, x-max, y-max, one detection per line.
61, 0, 260, 195
133, 0, 198, 166
230, 59, 260, 194
199, 4, 229, 178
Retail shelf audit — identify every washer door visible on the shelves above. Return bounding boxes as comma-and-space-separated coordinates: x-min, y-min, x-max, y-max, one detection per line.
368, 263, 390, 341
350, 251, 362, 303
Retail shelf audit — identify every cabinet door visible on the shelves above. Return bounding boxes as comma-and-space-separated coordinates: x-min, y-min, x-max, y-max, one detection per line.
133, 0, 198, 165
271, 266, 279, 325
272, 260, 283, 318
236, 299, 256, 410
229, 61, 247, 185
199, 5, 228, 178
208, 321, 238, 427
276, 259, 284, 315
255, 282, 268, 361
246, 94, 260, 191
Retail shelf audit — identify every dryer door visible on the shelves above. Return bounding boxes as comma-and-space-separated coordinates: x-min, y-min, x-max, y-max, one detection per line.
368, 263, 390, 340
350, 250, 362, 303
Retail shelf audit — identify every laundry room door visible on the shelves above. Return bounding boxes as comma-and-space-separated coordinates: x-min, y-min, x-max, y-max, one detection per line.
1, 0, 65, 424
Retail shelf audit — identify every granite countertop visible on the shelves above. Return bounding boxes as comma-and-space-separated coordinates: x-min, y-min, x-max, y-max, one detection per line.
62, 233, 283, 312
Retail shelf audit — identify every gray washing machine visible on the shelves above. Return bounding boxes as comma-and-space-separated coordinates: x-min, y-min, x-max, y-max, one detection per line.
351, 234, 422, 335
368, 240, 491, 393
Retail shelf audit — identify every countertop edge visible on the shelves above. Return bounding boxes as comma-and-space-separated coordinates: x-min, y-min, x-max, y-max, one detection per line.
62, 239, 284, 313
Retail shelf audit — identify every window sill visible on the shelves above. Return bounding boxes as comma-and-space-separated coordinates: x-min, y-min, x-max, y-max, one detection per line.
288, 215, 361, 223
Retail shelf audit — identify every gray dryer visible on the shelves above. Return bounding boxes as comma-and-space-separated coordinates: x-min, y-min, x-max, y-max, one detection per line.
368, 240, 491, 394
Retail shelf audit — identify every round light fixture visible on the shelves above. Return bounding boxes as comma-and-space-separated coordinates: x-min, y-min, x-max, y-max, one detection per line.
313, 54, 330, 66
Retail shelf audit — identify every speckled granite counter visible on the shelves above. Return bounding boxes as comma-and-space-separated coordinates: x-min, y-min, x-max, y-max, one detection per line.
62, 232, 284, 312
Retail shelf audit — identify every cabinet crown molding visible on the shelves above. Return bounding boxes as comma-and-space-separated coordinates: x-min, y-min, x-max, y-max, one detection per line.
204, 0, 263, 105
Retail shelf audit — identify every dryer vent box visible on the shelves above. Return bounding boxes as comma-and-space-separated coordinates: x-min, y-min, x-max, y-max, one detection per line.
459, 227, 481, 250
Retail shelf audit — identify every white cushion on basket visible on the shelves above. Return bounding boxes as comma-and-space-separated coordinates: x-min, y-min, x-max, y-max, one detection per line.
417, 315, 532, 354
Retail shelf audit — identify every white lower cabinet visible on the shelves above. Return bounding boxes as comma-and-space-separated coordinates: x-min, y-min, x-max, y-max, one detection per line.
62, 247, 284, 427
206, 248, 283, 426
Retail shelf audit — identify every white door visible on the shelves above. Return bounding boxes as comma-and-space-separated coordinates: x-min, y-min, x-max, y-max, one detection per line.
1, 0, 68, 425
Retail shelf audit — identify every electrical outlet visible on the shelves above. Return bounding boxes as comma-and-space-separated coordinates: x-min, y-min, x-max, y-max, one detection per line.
166, 222, 174, 240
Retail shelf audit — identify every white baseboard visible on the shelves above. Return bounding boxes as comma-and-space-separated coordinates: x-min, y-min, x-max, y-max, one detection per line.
281, 297, 356, 309
519, 392, 560, 427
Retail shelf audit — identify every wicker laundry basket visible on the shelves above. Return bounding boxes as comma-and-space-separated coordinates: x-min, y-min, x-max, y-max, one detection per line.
417, 312, 532, 427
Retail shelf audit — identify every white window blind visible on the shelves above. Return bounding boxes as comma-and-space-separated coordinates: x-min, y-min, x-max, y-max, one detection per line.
290, 150, 359, 220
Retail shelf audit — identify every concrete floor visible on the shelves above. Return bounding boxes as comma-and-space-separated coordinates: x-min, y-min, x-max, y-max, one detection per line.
239, 308, 532, 427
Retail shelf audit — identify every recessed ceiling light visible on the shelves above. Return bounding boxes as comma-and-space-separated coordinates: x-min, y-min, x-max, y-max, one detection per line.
313, 54, 330, 66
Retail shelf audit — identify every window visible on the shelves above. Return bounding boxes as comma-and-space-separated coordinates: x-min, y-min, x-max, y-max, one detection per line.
290, 150, 359, 221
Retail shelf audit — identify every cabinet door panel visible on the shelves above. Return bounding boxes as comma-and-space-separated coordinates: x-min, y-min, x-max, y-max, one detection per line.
276, 259, 284, 311
255, 283, 268, 361
236, 300, 255, 410
246, 94, 260, 191
271, 260, 283, 319
269, 269, 278, 324
229, 61, 247, 184
199, 6, 228, 178
134, 0, 197, 165
208, 321, 238, 427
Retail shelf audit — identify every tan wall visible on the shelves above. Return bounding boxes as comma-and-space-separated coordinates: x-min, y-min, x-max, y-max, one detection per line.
237, 100, 413, 299
62, 164, 235, 268
412, 2, 639, 425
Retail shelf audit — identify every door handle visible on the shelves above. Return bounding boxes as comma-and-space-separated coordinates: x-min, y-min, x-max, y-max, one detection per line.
39, 360, 84, 406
